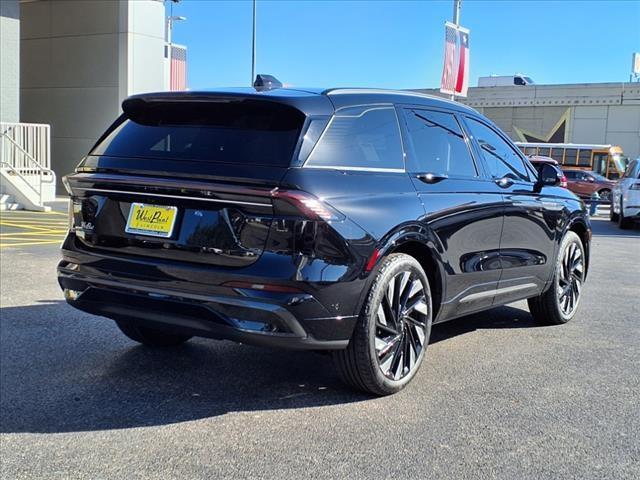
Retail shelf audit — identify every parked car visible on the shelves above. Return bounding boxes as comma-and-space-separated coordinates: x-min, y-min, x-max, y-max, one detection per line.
58, 84, 592, 395
611, 158, 640, 229
527, 156, 567, 188
563, 169, 616, 202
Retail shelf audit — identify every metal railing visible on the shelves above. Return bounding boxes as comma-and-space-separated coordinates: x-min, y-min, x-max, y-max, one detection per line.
0, 122, 55, 207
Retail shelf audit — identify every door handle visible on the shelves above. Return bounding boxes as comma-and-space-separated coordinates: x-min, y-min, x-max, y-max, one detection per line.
495, 176, 514, 188
416, 172, 448, 184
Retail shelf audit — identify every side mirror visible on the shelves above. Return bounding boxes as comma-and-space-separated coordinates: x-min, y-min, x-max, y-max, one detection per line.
586, 176, 595, 183
535, 164, 561, 191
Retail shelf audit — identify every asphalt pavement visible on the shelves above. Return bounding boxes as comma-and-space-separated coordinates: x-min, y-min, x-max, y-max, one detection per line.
0, 216, 639, 479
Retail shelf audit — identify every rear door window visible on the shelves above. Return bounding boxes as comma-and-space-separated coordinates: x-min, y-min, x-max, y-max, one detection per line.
304, 106, 404, 170
402, 108, 477, 177
92, 100, 305, 167
464, 117, 530, 181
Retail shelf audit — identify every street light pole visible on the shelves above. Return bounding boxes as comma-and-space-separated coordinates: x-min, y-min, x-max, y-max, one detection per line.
251, 0, 257, 86
453, 0, 461, 25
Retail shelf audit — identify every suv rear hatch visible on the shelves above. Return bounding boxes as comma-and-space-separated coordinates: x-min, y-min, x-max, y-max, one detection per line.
65, 91, 333, 268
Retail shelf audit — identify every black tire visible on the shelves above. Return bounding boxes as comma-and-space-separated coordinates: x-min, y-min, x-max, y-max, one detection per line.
115, 320, 192, 347
333, 253, 432, 396
528, 231, 585, 325
618, 200, 633, 230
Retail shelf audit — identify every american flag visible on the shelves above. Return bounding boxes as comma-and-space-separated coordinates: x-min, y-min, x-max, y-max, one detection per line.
440, 22, 470, 97
170, 44, 187, 91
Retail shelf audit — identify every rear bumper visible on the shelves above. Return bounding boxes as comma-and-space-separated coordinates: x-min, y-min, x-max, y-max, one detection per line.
58, 235, 361, 350
58, 272, 349, 350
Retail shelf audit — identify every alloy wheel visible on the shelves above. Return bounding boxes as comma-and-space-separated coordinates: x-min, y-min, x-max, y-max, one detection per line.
375, 271, 429, 380
556, 241, 584, 316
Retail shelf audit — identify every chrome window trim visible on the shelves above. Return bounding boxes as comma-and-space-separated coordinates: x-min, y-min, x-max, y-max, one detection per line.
72, 187, 272, 207
301, 165, 406, 173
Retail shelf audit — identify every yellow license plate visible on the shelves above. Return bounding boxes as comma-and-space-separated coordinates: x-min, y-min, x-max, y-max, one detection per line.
125, 203, 178, 238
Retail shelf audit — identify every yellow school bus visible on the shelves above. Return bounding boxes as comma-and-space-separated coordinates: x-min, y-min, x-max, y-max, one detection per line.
515, 142, 626, 179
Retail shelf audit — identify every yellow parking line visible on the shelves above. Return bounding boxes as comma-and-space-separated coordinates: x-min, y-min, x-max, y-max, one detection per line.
0, 210, 67, 216
0, 222, 68, 227
0, 215, 66, 219
0, 221, 55, 231
0, 239, 62, 248
0, 221, 68, 226
0, 231, 66, 237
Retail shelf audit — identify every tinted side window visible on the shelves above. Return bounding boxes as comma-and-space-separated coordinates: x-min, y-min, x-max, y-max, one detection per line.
403, 109, 477, 177
465, 117, 530, 181
305, 106, 404, 170
564, 170, 578, 179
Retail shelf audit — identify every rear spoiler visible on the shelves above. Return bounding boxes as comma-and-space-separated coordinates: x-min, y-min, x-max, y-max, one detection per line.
122, 91, 334, 124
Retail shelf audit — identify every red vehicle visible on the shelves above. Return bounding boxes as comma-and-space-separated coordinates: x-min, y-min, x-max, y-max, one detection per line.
563, 170, 616, 202
528, 156, 567, 188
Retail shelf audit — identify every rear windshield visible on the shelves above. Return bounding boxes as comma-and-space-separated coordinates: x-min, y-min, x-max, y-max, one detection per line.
92, 99, 305, 167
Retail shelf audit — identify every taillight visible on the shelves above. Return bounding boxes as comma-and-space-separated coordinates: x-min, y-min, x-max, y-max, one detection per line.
560, 175, 568, 188
271, 188, 345, 222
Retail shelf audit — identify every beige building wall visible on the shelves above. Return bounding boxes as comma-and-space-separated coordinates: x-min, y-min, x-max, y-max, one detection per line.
20, 0, 166, 191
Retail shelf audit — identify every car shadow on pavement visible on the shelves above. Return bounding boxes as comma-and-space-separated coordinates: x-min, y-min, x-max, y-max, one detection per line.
1, 300, 539, 434
430, 304, 541, 344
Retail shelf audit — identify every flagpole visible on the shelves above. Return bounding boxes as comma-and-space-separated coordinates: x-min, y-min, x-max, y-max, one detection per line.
251, 0, 257, 86
451, 0, 461, 100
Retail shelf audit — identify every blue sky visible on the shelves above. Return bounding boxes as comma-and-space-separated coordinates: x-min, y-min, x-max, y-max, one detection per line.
169, 0, 640, 90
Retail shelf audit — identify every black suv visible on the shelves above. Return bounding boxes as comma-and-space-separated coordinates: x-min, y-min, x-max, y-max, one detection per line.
59, 85, 591, 395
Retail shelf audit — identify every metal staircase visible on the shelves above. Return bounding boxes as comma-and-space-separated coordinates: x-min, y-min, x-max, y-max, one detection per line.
0, 122, 56, 211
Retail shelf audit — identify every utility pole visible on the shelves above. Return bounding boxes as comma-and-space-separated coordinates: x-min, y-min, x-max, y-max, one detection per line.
451, 0, 461, 100
251, 0, 257, 86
